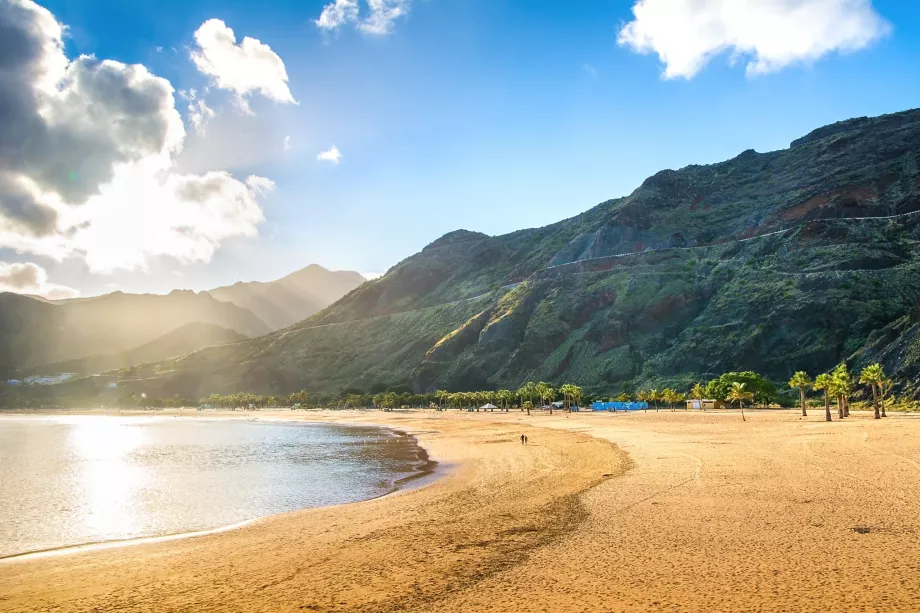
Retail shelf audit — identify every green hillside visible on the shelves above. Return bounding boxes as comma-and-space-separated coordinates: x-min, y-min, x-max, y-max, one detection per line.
117, 108, 920, 398
0, 290, 269, 377
18, 323, 248, 378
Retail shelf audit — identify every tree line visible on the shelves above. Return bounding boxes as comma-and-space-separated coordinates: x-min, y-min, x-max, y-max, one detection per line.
787, 362, 890, 421
0, 365, 900, 416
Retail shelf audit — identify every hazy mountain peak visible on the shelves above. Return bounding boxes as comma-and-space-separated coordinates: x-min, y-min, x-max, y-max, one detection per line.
207, 264, 366, 331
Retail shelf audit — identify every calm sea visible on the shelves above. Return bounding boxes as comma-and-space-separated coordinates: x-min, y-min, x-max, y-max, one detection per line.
0, 415, 430, 558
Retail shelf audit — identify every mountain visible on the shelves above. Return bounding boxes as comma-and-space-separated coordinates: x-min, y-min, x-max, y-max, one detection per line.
0, 290, 270, 376
111, 109, 920, 399
207, 264, 367, 330
17, 323, 248, 378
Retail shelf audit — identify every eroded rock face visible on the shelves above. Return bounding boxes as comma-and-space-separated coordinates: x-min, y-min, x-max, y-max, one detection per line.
117, 109, 920, 397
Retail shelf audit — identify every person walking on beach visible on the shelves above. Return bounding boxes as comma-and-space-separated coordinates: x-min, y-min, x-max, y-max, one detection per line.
521, 433, 526, 445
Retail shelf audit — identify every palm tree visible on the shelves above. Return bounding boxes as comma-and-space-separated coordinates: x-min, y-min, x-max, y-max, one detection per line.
498, 389, 513, 412
813, 373, 833, 422
726, 382, 754, 422
690, 382, 706, 411
788, 371, 812, 417
436, 389, 449, 411
559, 384, 576, 411
517, 381, 536, 411
635, 390, 649, 412
878, 375, 891, 418
859, 363, 885, 420
648, 389, 660, 412
536, 382, 555, 414
832, 364, 853, 418
571, 385, 584, 410
661, 388, 676, 411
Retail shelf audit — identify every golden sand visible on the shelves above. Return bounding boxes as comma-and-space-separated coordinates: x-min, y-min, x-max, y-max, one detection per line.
1, 409, 919, 612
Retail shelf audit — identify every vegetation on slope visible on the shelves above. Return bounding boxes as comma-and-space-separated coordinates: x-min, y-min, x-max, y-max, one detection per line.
43, 108, 920, 400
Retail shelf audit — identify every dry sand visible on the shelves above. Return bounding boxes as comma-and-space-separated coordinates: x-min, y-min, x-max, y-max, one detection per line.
1, 409, 919, 612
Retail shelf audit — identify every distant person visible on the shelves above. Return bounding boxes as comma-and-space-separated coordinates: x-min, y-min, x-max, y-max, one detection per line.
521, 434, 526, 445
524, 434, 529, 445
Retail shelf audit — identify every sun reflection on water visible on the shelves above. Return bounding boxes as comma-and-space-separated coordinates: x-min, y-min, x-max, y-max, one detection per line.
67, 417, 147, 541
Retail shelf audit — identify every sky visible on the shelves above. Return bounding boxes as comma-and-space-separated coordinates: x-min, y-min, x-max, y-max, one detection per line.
0, 0, 918, 298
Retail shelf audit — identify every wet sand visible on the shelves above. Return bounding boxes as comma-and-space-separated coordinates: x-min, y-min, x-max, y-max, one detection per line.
1, 409, 919, 612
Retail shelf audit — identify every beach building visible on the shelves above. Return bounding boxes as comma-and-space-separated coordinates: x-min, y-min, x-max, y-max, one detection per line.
686, 399, 726, 410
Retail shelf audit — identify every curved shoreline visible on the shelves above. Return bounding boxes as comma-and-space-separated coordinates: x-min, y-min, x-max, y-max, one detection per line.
0, 410, 626, 612
0, 414, 440, 564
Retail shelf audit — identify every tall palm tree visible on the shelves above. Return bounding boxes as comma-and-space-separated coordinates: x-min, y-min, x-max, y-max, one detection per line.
859, 363, 885, 420
828, 377, 844, 420
690, 382, 706, 411
571, 385, 584, 410
788, 371, 812, 417
536, 382, 555, 414
878, 375, 891, 418
518, 381, 536, 410
661, 388, 676, 411
813, 373, 833, 422
832, 364, 853, 418
726, 382, 754, 422
498, 389, 513, 412
559, 384, 575, 411
649, 388, 660, 412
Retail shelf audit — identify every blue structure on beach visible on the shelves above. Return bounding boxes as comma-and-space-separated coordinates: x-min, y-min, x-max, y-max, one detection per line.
591, 401, 648, 412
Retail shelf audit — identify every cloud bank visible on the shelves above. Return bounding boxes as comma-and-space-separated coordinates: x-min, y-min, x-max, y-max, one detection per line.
0, 0, 273, 273
618, 0, 890, 79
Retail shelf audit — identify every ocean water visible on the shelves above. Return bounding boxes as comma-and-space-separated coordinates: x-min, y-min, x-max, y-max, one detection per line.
0, 415, 429, 558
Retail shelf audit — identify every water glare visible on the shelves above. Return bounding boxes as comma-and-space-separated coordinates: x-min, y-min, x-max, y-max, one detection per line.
0, 416, 427, 558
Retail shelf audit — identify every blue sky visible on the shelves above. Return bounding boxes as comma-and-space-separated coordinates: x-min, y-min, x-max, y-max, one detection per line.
2, 0, 919, 296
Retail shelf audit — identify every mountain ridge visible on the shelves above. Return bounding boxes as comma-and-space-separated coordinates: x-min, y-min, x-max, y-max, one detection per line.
56, 108, 920, 399
207, 264, 366, 330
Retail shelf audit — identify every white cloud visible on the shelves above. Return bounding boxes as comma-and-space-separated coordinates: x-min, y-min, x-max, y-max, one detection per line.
582, 63, 597, 76
361, 271, 383, 280
284, 135, 292, 150
617, 0, 890, 79
317, 146, 342, 164
0, 261, 79, 299
315, 0, 412, 35
0, 1, 272, 274
316, 0, 359, 31
190, 19, 296, 111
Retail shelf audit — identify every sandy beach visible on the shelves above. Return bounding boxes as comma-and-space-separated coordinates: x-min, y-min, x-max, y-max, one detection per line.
1, 409, 919, 612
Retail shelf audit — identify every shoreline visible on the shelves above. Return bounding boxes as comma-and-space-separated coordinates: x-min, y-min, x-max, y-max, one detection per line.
0, 412, 443, 564
2, 410, 919, 612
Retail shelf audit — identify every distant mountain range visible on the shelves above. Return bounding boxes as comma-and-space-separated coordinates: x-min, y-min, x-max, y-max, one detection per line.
16, 323, 248, 379
111, 108, 920, 400
0, 264, 365, 380
208, 264, 367, 331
